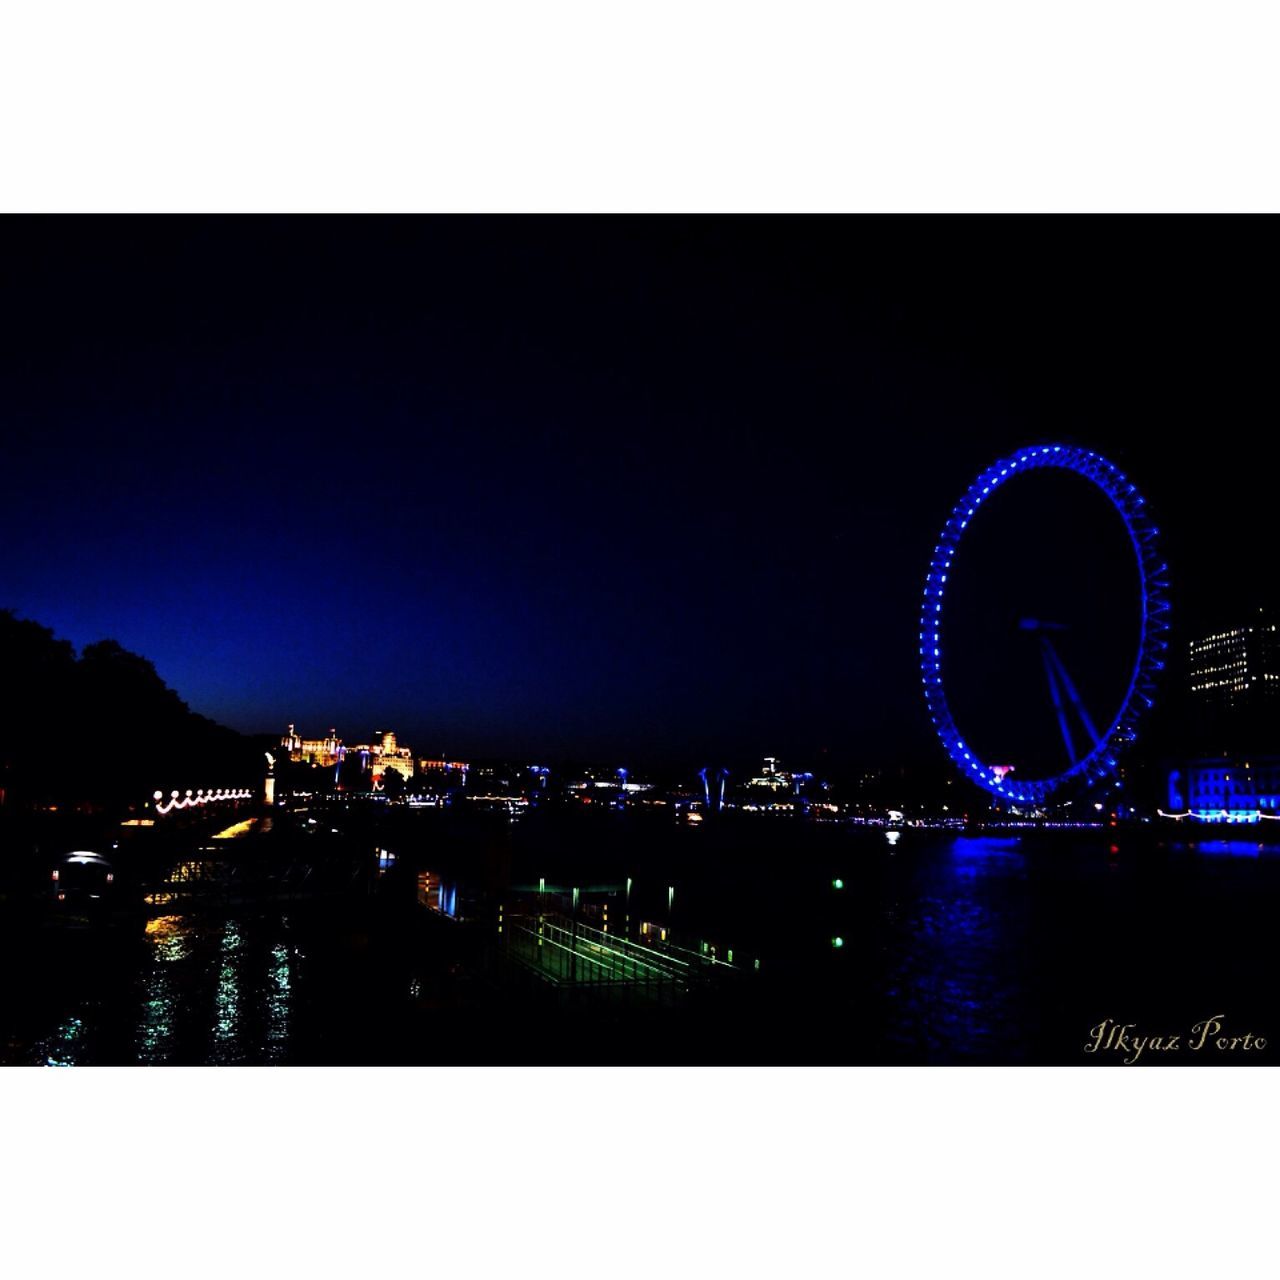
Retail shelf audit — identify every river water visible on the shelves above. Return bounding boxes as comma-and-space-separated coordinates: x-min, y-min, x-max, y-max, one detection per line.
3, 828, 1277, 1065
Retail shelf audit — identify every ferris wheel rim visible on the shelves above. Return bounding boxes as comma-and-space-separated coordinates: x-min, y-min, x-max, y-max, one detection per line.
920, 444, 1170, 806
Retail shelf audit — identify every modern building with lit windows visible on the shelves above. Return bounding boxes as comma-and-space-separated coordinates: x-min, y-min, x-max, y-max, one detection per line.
1173, 610, 1280, 820
1189, 610, 1280, 712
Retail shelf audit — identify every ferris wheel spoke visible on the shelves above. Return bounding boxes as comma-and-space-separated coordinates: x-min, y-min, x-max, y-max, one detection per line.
1040, 639, 1079, 766
1042, 639, 1101, 748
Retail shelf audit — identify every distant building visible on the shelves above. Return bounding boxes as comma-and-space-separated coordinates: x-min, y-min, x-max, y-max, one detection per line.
418, 757, 469, 772
746, 757, 790, 791
1189, 610, 1280, 712
744, 757, 813, 795
418, 757, 470, 783
348, 730, 415, 782
282, 724, 419, 785
282, 724, 345, 769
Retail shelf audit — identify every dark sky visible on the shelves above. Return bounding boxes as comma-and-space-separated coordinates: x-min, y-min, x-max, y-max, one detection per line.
2, 217, 1274, 769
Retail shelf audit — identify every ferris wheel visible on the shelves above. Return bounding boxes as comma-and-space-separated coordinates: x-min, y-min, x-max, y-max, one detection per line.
920, 445, 1170, 806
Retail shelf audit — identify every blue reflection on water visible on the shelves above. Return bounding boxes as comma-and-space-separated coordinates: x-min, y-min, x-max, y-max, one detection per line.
949, 835, 1027, 880
880, 836, 1029, 1060
1194, 840, 1278, 858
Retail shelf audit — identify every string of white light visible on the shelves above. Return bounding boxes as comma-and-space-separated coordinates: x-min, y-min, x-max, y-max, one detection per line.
153, 787, 254, 815
1157, 808, 1280, 822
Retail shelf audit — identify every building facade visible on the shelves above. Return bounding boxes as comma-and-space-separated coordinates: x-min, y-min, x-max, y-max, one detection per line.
282, 725, 418, 784
281, 724, 345, 769
1168, 757, 1280, 824
418, 757, 470, 783
1189, 610, 1280, 712
347, 730, 415, 782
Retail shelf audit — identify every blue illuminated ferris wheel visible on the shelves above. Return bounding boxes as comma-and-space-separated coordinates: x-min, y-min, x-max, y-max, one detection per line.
921, 445, 1170, 806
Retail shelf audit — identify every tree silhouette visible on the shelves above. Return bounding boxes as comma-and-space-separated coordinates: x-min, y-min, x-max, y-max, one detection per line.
0, 608, 259, 812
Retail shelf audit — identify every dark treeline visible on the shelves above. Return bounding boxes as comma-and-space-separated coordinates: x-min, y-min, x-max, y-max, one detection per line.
0, 610, 262, 813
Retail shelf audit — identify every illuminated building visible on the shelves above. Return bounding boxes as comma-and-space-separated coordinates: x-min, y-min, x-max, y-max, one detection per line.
744, 757, 812, 794
418, 757, 470, 780
348, 729, 415, 782
281, 724, 345, 769
1167, 757, 1280, 824
745, 757, 790, 791
1169, 619, 1280, 820
1189, 611, 1280, 711
283, 724, 418, 785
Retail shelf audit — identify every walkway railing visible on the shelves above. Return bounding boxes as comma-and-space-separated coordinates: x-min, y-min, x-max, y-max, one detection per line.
500, 910, 736, 1004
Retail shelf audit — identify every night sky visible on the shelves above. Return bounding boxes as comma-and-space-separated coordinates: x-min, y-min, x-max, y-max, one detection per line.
3, 217, 1275, 768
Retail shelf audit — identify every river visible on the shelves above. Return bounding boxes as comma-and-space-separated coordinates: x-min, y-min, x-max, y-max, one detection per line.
3, 827, 1277, 1065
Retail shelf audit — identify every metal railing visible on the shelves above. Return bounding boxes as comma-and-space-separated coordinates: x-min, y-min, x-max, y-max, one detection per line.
499, 910, 737, 1005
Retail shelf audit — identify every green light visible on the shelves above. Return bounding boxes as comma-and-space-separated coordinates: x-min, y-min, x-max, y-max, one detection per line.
832, 878, 844, 890
832, 936, 844, 949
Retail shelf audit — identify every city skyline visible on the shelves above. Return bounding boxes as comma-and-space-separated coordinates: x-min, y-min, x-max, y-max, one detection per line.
6, 12, 1277, 1269
3, 216, 1278, 1081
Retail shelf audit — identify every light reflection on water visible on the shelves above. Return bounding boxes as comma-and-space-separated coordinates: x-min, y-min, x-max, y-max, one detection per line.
31, 913, 300, 1066
137, 915, 190, 1063
37, 1016, 85, 1068
879, 836, 1030, 1061
21, 828, 1280, 1065
265, 940, 292, 1062
209, 921, 244, 1062
1194, 841, 1267, 858
949, 835, 1026, 880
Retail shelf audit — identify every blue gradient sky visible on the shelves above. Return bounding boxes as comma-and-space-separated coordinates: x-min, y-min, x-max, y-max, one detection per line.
2, 218, 1273, 766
